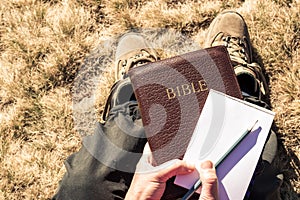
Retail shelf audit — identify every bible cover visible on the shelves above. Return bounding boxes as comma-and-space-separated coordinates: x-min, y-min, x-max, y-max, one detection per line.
128, 46, 242, 165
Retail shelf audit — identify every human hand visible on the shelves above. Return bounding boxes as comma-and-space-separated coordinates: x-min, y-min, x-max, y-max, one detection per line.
125, 159, 195, 200
198, 160, 219, 200
125, 144, 219, 200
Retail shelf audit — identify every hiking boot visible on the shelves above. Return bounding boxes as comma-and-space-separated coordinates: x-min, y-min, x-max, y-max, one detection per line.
102, 78, 136, 121
103, 32, 158, 121
115, 32, 159, 81
204, 11, 269, 100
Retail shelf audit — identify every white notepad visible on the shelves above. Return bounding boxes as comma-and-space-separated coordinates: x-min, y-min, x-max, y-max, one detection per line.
175, 89, 275, 200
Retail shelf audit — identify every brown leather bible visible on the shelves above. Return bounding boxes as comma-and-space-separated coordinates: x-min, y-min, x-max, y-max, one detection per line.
128, 46, 242, 199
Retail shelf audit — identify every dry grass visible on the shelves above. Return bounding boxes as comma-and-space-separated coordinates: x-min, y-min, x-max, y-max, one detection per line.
0, 0, 299, 199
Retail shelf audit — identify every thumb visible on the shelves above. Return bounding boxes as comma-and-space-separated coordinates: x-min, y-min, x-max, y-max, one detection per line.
156, 160, 195, 182
199, 161, 219, 200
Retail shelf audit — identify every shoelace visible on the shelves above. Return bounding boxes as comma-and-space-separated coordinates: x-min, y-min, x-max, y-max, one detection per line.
222, 36, 249, 65
219, 36, 268, 98
237, 62, 267, 98
103, 50, 157, 121
118, 50, 157, 78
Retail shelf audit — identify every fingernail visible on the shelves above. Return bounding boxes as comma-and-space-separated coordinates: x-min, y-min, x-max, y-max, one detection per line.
200, 160, 213, 169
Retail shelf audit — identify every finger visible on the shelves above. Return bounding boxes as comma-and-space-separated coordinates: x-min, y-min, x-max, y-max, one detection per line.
156, 160, 195, 182
140, 142, 159, 167
199, 161, 219, 200
136, 143, 155, 172
142, 142, 151, 154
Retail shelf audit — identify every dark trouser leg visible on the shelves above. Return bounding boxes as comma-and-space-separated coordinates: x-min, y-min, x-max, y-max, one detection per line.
52, 102, 146, 200
243, 95, 283, 200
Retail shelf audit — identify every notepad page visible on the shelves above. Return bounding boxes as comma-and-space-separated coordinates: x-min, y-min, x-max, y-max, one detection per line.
174, 89, 274, 200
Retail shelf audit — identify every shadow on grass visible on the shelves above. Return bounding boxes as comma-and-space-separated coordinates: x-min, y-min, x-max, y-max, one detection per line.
276, 136, 300, 199
252, 46, 300, 199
